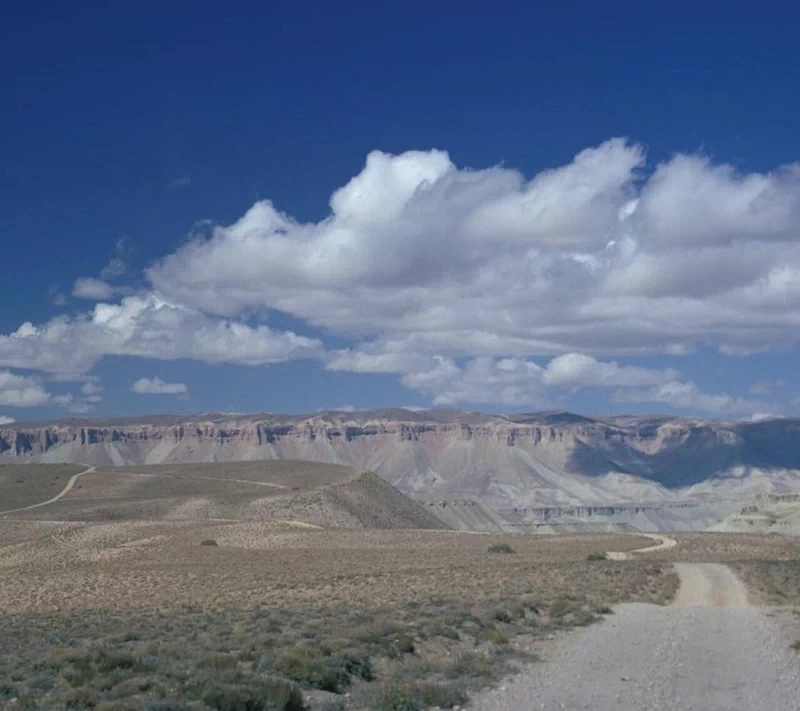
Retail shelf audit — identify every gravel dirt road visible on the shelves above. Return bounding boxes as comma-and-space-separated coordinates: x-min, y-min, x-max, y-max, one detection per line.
470, 562, 800, 711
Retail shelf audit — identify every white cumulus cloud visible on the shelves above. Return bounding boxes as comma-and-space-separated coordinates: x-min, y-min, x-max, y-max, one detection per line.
0, 416, 16, 425
72, 277, 117, 301
0, 370, 52, 407
132, 377, 188, 395
328, 346, 759, 414
0, 294, 323, 376
81, 382, 103, 396
3, 139, 799, 413
614, 381, 764, 416
146, 140, 800, 360
542, 353, 679, 388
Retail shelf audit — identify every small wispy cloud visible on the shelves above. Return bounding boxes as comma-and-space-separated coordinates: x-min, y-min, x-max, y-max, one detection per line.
81, 382, 103, 396
168, 176, 192, 190
72, 237, 134, 302
101, 257, 126, 280
80, 382, 103, 404
49, 285, 67, 307
749, 380, 787, 396
0, 416, 16, 425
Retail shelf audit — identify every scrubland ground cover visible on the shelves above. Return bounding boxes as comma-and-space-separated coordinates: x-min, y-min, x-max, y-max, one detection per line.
0, 524, 677, 710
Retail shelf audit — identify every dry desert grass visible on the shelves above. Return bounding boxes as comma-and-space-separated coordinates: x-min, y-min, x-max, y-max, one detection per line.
0, 464, 85, 511
4, 461, 447, 531
0, 513, 676, 710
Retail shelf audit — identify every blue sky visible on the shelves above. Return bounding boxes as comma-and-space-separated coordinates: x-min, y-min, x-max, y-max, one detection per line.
2, 2, 800, 422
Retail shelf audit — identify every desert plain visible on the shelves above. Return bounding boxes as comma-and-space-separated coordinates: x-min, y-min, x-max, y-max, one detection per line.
1, 461, 798, 710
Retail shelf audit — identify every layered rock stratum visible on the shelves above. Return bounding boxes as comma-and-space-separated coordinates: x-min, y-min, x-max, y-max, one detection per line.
3, 409, 799, 531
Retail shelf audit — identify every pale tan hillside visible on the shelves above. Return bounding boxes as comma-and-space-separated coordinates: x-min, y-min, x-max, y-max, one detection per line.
1, 460, 449, 531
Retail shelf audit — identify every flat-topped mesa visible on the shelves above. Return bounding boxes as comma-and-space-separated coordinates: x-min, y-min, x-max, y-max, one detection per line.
2, 410, 800, 532
0, 410, 793, 470
3, 420, 672, 461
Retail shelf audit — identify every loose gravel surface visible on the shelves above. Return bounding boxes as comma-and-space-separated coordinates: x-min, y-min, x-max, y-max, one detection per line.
471, 563, 800, 711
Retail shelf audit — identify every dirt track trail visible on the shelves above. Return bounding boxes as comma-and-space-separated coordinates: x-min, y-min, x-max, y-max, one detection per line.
108, 470, 288, 489
471, 563, 800, 711
0, 465, 96, 515
606, 532, 678, 560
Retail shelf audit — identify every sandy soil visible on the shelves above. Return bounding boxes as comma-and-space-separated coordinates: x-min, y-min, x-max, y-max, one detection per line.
0, 521, 664, 614
470, 563, 800, 710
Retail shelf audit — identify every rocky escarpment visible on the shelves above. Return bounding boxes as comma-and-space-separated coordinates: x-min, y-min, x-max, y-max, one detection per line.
710, 492, 800, 534
2, 410, 799, 531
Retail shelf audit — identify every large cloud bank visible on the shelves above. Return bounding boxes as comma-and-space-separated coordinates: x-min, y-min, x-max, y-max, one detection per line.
3, 139, 798, 413
0, 295, 322, 377
149, 140, 800, 358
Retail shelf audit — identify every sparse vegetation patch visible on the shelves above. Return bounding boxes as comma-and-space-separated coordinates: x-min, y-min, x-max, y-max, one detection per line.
487, 542, 515, 554
731, 559, 800, 606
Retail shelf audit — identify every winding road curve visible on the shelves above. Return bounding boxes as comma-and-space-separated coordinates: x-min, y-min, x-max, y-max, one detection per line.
471, 550, 800, 710
606, 532, 678, 560
0, 465, 96, 516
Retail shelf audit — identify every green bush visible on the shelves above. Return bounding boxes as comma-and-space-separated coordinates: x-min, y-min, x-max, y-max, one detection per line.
481, 627, 509, 645
96, 701, 139, 711
493, 608, 512, 623
549, 597, 577, 618
352, 622, 415, 657
139, 702, 192, 711
487, 542, 515, 554
446, 652, 496, 680
373, 686, 419, 711
61, 686, 101, 709
414, 681, 468, 708
586, 552, 607, 561
109, 676, 161, 699
197, 654, 238, 671
367, 681, 467, 710
201, 676, 305, 711
95, 652, 143, 674
272, 652, 372, 693
200, 539, 219, 547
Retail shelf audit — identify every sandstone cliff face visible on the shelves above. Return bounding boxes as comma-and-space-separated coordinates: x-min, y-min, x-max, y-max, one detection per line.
2, 410, 799, 530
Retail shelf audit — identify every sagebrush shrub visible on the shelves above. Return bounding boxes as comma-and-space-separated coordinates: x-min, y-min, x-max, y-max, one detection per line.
487, 543, 515, 554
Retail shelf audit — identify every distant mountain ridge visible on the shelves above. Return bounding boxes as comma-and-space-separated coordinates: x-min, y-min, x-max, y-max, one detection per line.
3, 410, 799, 532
